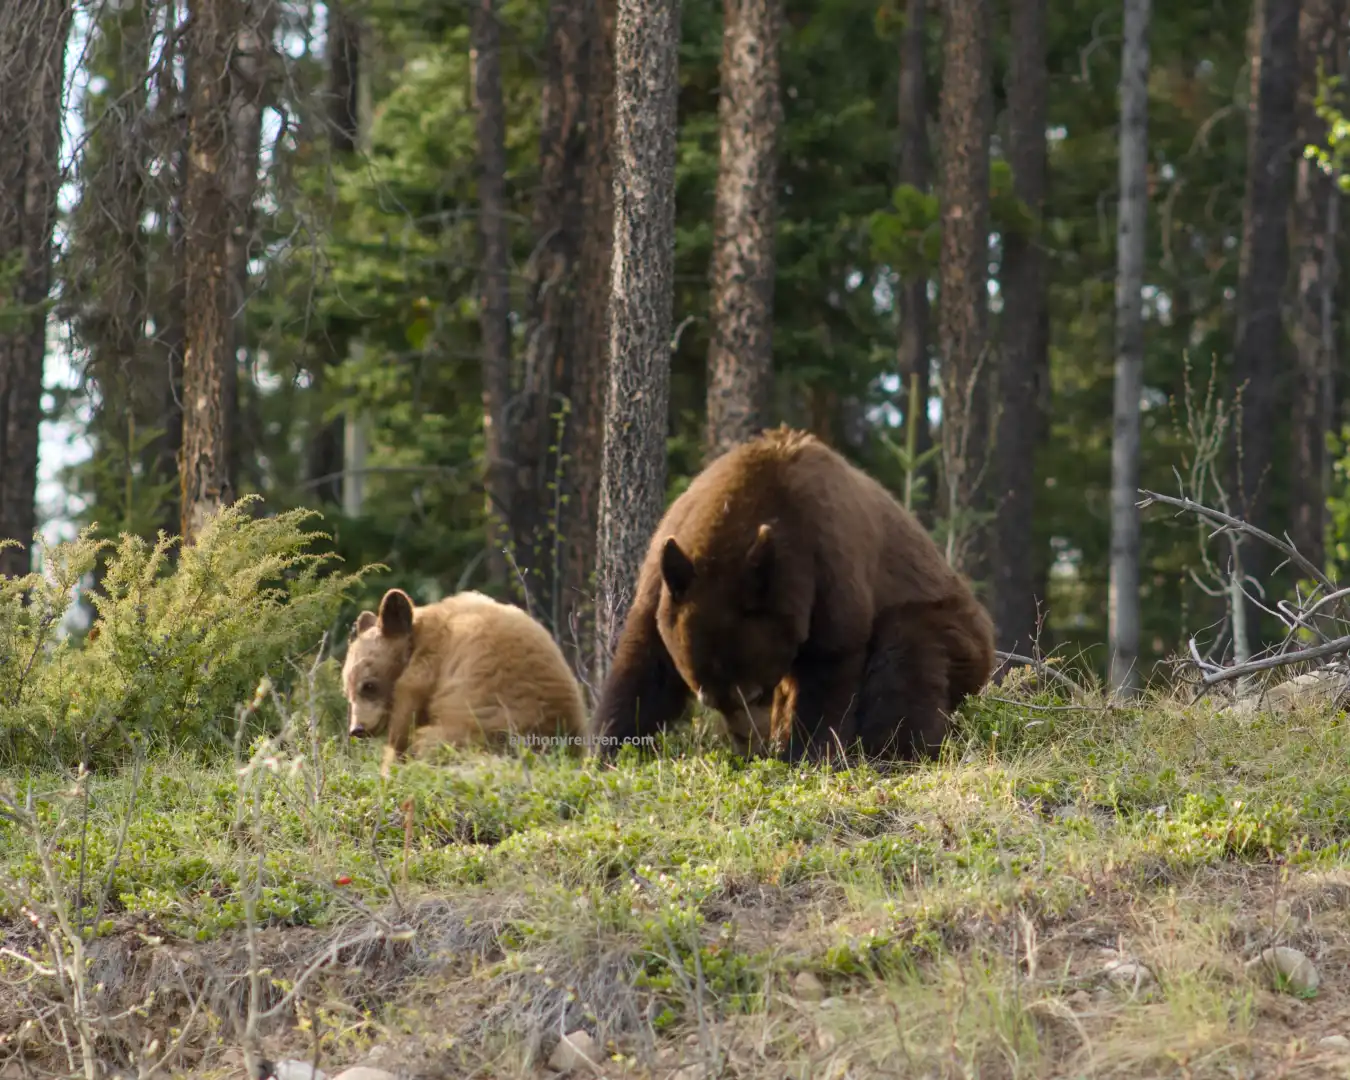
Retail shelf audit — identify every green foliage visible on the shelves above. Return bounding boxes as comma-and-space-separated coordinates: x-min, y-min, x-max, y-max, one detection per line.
0, 499, 373, 769
1323, 424, 1350, 581
868, 183, 940, 279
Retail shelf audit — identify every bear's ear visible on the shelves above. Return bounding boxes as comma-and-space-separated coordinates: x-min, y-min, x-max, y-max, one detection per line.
661, 537, 696, 598
351, 610, 377, 639
744, 524, 775, 601
377, 589, 415, 637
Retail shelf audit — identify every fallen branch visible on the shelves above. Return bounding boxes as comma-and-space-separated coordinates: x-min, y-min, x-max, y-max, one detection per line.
1194, 633, 1350, 688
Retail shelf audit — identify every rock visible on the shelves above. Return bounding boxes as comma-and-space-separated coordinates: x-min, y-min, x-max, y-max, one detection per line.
1102, 957, 1155, 991
1067, 989, 1091, 1010
816, 1028, 838, 1052
1092, 986, 1115, 1005
266, 1062, 329, 1080
333, 1070, 398, 1080
1319, 1035, 1350, 1052
1228, 670, 1347, 719
671, 1068, 703, 1080
548, 1029, 602, 1073
1246, 946, 1320, 995
792, 971, 826, 1001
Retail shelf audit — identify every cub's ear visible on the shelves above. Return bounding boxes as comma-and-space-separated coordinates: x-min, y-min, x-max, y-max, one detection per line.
351, 610, 377, 639
745, 523, 775, 601
377, 589, 415, 637
660, 537, 696, 597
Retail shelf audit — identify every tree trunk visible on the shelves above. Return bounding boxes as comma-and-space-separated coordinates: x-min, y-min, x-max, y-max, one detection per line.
564, 0, 616, 674
704, 0, 783, 460
149, 0, 187, 541
514, 0, 589, 628
224, 0, 275, 496
896, 0, 934, 522
593, 0, 681, 684
0, 0, 72, 577
936, 0, 992, 581
992, 0, 1049, 656
1230, 0, 1301, 648
180, 0, 242, 544
69, 0, 152, 547
473, 0, 514, 590
306, 1, 362, 507
1290, 0, 1343, 571
1107, 0, 1150, 695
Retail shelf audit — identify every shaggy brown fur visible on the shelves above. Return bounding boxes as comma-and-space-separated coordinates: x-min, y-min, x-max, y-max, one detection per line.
590, 426, 996, 762
342, 588, 587, 775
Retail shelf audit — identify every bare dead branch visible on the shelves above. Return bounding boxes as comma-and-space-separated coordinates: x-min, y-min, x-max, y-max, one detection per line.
1137, 488, 1337, 594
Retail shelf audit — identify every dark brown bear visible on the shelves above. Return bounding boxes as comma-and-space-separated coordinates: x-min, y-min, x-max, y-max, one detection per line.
590, 426, 995, 762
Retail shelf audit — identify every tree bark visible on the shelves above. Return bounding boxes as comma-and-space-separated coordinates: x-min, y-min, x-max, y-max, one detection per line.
0, 0, 72, 577
1230, 0, 1302, 648
565, 0, 616, 670
1290, 0, 1343, 571
305, 1, 362, 507
704, 0, 783, 460
896, 0, 934, 522
180, 0, 242, 544
993, 0, 1049, 656
594, 0, 681, 684
224, 0, 275, 496
65, 0, 152, 545
1108, 0, 1150, 695
514, 0, 589, 628
936, 0, 992, 581
473, 0, 514, 590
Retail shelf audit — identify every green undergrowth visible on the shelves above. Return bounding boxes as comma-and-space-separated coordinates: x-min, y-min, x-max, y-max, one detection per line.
1, 686, 1347, 969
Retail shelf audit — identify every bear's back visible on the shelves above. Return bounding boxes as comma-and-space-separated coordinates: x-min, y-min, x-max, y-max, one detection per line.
658, 427, 963, 611
415, 592, 586, 736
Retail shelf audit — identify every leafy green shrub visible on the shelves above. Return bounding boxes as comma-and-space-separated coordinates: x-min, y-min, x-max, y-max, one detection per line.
0, 498, 373, 768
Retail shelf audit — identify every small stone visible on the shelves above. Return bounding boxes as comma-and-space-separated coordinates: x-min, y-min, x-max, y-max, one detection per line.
792, 971, 826, 1001
816, 1028, 838, 1052
268, 1062, 328, 1080
548, 1029, 602, 1073
1067, 989, 1091, 1010
671, 1068, 702, 1080
1319, 1035, 1350, 1052
1246, 946, 1320, 995
819, 995, 843, 1009
333, 1070, 398, 1080
1092, 986, 1115, 1004
1103, 957, 1155, 991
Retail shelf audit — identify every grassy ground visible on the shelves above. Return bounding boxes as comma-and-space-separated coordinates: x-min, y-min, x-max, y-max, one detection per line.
3, 672, 1350, 1079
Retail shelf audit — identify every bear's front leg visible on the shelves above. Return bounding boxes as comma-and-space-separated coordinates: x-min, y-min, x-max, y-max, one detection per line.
381, 674, 430, 778
854, 602, 954, 760
773, 650, 866, 763
591, 596, 692, 757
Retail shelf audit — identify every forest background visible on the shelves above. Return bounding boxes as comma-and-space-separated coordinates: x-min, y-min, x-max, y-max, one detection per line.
3, 0, 1348, 693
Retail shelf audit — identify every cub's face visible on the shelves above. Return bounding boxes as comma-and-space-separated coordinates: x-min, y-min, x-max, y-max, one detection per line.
341, 589, 416, 738
655, 525, 801, 718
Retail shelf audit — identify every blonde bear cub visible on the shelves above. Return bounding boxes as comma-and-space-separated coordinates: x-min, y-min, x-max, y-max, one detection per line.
342, 587, 587, 775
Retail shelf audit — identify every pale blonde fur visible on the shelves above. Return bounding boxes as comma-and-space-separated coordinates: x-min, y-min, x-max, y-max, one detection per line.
341, 588, 587, 776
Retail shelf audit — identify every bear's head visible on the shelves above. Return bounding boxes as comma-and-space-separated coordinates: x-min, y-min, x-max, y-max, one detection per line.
342, 588, 416, 739
656, 523, 804, 718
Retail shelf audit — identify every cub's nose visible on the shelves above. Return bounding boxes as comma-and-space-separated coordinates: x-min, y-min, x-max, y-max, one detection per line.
349, 723, 367, 738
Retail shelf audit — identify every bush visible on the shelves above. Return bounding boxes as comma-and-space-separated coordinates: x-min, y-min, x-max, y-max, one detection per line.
0, 498, 374, 769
